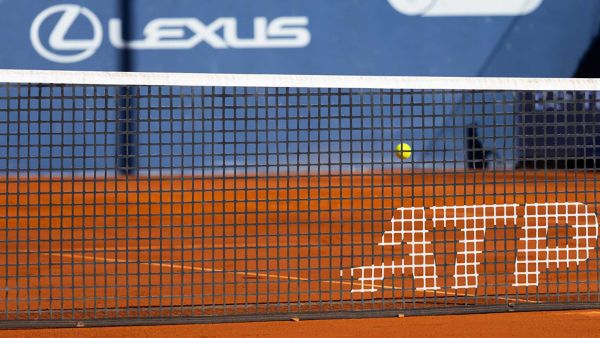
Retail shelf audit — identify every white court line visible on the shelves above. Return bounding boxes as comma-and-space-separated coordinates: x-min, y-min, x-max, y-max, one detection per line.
43, 252, 411, 292
47, 252, 314, 284
43, 252, 536, 304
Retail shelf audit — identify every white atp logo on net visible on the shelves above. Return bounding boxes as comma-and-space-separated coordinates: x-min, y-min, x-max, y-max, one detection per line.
30, 4, 311, 64
348, 203, 599, 293
387, 0, 544, 16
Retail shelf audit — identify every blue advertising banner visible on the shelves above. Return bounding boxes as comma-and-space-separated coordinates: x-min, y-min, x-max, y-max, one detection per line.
0, 0, 597, 76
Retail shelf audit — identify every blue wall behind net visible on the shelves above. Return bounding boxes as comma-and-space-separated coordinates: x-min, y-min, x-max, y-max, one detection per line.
0, 0, 598, 174
0, 85, 516, 176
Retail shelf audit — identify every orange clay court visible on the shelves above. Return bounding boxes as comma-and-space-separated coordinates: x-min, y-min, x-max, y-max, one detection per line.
1, 170, 599, 323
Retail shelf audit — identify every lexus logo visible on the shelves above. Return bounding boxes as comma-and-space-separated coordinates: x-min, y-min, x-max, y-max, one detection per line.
30, 4, 102, 63
30, 3, 311, 64
387, 0, 544, 16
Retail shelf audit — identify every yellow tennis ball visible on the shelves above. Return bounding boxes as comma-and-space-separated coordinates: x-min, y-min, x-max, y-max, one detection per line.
395, 143, 412, 160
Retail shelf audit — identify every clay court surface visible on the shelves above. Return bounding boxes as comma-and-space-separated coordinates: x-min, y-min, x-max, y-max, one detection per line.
0, 170, 599, 324
1, 310, 600, 337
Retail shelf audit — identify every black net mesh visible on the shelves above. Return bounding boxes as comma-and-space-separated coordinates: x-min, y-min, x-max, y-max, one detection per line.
0, 77, 599, 326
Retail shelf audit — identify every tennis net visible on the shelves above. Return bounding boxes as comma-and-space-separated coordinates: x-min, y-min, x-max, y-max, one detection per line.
1, 70, 600, 327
